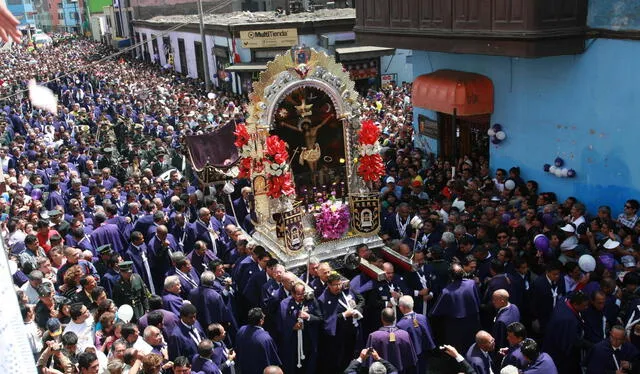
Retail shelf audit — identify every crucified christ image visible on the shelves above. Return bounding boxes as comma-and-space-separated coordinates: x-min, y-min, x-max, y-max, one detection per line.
279, 113, 335, 185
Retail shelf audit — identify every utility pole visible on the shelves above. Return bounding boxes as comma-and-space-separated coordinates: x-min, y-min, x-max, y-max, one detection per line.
197, 0, 211, 91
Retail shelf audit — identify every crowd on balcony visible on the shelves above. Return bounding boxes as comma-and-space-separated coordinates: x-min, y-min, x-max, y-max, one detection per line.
1, 30, 639, 374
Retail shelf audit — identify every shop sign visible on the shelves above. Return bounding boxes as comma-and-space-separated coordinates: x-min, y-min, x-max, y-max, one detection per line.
240, 29, 298, 49
381, 73, 396, 87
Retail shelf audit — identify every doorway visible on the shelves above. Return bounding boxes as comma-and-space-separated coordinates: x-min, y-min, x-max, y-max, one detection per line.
194, 41, 205, 82
438, 113, 490, 163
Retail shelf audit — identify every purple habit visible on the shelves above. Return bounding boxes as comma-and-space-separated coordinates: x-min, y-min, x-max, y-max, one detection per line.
366, 326, 417, 373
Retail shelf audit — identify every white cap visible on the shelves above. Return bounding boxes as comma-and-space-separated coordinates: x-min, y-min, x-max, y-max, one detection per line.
622, 255, 636, 268
560, 236, 578, 251
386, 177, 396, 184
603, 239, 621, 250
560, 223, 575, 233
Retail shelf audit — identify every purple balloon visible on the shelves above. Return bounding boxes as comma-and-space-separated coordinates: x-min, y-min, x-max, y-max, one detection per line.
554, 157, 564, 167
542, 213, 554, 227
493, 124, 503, 132
491, 137, 502, 144
534, 234, 550, 253
543, 164, 551, 172
567, 169, 576, 178
599, 254, 615, 271
501, 213, 511, 224
30, 188, 42, 200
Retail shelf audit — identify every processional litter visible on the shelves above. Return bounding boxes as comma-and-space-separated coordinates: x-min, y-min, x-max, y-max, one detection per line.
185, 46, 416, 275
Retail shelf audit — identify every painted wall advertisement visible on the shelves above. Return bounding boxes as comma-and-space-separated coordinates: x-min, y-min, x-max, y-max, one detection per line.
239, 29, 298, 49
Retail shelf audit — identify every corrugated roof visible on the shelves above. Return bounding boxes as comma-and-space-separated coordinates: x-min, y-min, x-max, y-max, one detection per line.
144, 8, 355, 27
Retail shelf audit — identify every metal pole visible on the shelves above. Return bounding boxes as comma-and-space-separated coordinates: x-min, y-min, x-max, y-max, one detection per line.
452, 108, 457, 167
197, 0, 211, 91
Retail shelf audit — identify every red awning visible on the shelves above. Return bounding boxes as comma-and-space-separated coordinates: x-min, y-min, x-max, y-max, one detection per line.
412, 70, 494, 116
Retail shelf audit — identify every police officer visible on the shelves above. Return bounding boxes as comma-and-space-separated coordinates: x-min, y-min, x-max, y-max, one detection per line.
112, 261, 149, 322
93, 244, 114, 278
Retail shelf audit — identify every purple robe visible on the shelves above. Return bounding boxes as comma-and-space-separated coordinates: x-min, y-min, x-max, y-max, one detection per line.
585, 340, 639, 374
138, 309, 180, 339
430, 279, 481, 353
148, 234, 179, 292
542, 301, 584, 374
191, 355, 221, 374
168, 321, 205, 361
522, 352, 558, 374
163, 292, 184, 316
318, 289, 364, 372
396, 312, 435, 373
366, 326, 417, 373
277, 296, 323, 374
188, 285, 236, 330
235, 325, 282, 374
493, 303, 520, 350
90, 223, 128, 254
501, 344, 527, 369
465, 343, 493, 374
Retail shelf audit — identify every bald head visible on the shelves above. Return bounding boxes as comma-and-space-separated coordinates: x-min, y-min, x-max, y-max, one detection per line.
263, 366, 284, 374
475, 330, 495, 352
492, 289, 510, 309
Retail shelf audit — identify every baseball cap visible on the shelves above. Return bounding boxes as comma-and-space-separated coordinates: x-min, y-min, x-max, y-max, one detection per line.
622, 255, 636, 268
47, 318, 62, 337
386, 177, 396, 184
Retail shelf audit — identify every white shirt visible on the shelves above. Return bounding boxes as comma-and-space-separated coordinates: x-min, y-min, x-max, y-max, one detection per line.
63, 316, 95, 352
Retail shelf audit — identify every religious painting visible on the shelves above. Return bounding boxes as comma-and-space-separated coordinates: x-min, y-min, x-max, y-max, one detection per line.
253, 175, 267, 196
271, 86, 347, 195
350, 194, 380, 234
415, 114, 437, 154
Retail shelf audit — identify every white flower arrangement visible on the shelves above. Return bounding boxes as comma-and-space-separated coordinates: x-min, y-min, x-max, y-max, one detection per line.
359, 143, 380, 157
264, 161, 289, 176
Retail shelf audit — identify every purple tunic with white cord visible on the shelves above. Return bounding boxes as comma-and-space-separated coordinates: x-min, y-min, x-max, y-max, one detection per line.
366, 326, 418, 373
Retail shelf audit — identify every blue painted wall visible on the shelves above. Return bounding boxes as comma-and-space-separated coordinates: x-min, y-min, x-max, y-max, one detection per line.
412, 39, 640, 215
588, 0, 640, 30
8, 1, 36, 27
381, 48, 413, 85
62, 1, 81, 30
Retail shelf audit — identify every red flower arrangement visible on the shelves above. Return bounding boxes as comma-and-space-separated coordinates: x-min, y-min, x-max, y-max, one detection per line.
267, 173, 295, 199
356, 120, 385, 182
264, 135, 294, 199
234, 123, 253, 178
265, 135, 289, 164
234, 124, 250, 148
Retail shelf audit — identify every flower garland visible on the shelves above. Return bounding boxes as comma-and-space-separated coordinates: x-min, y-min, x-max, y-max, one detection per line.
356, 120, 385, 182
234, 124, 253, 178
264, 135, 295, 199
315, 199, 350, 240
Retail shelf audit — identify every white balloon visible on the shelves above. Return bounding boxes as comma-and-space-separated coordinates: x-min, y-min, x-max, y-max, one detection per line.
578, 254, 596, 272
117, 305, 134, 323
223, 182, 235, 195
561, 168, 569, 177
549, 165, 557, 173
495, 131, 506, 140
487, 128, 496, 137
554, 169, 563, 177
28, 79, 58, 114
504, 179, 516, 190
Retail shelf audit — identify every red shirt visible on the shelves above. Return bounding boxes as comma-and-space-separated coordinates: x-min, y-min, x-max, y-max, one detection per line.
37, 229, 60, 253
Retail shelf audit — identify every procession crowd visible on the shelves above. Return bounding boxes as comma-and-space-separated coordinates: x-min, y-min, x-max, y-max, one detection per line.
3, 36, 640, 374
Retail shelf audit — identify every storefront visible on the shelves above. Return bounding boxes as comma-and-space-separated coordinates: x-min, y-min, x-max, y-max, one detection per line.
335, 46, 395, 94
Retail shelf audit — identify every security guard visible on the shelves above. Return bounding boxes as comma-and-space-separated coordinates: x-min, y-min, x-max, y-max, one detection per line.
112, 261, 149, 322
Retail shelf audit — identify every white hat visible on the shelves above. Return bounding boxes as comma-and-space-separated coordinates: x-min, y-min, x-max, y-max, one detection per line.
560, 236, 578, 251
603, 239, 621, 250
622, 255, 636, 268
386, 177, 396, 184
560, 223, 575, 233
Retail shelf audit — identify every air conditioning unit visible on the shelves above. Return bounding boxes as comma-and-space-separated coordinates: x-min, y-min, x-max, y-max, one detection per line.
319, 35, 329, 50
